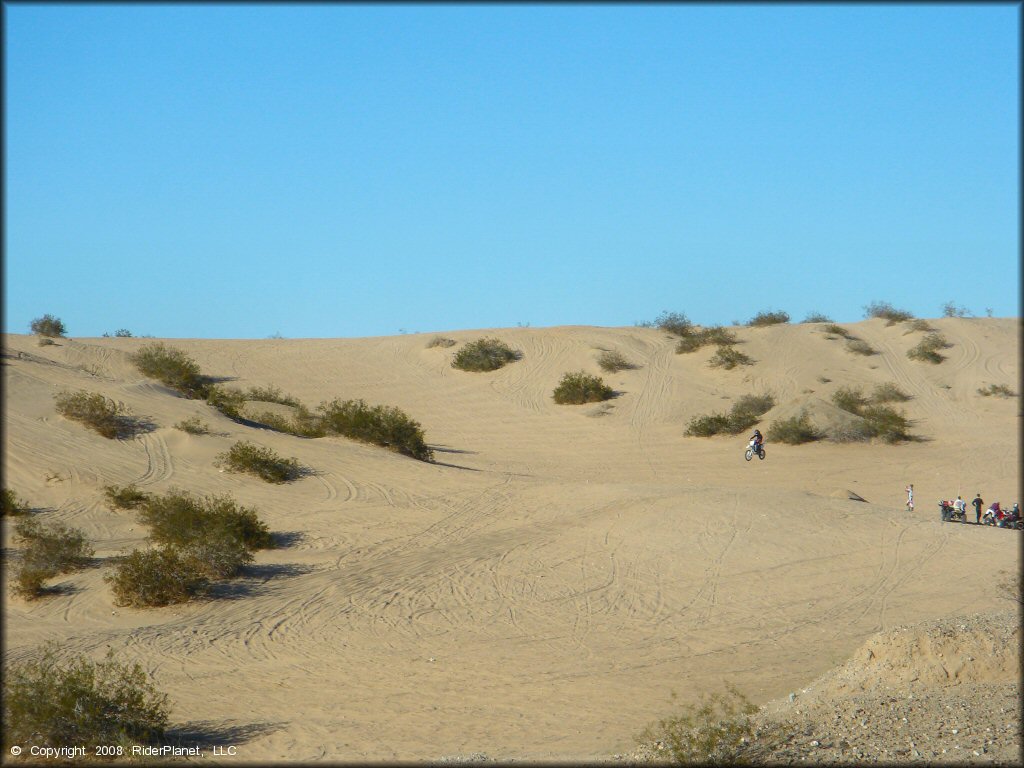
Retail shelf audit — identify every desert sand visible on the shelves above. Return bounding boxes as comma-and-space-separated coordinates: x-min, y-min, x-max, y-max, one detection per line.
2, 317, 1020, 762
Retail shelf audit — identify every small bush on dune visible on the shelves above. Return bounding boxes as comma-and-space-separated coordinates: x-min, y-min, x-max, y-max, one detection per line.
907, 332, 951, 364
941, 301, 971, 318
317, 399, 433, 461
903, 318, 936, 334
655, 311, 694, 337
864, 301, 914, 325
244, 385, 300, 407
803, 312, 832, 323
700, 326, 737, 346
105, 547, 209, 607
675, 334, 704, 353
214, 441, 303, 484
870, 382, 911, 403
174, 416, 210, 435
12, 518, 94, 599
54, 390, 129, 439
708, 345, 753, 369
822, 323, 853, 339
685, 413, 733, 437
2, 643, 170, 751
3, 489, 30, 516
131, 343, 209, 399
552, 371, 614, 404
832, 386, 868, 415
861, 405, 914, 443
845, 339, 877, 356
686, 394, 774, 437
37, 337, 57, 347
104, 484, 151, 510
597, 349, 635, 372
451, 338, 520, 372
205, 384, 247, 420
978, 383, 1016, 398
427, 336, 457, 348
30, 314, 67, 338
767, 411, 822, 444
137, 490, 272, 553
747, 310, 790, 327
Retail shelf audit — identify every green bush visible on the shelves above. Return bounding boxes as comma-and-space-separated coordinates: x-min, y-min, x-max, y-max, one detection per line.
655, 311, 694, 337
803, 312, 832, 323
317, 399, 433, 461
822, 323, 853, 339
29, 314, 67, 338
675, 334, 704, 353
2, 643, 169, 751
597, 350, 635, 372
903, 318, 936, 334
832, 386, 868, 415
637, 685, 779, 765
708, 345, 753, 369
130, 343, 209, 399
12, 518, 94, 599
53, 390, 129, 439
181, 530, 254, 580
861, 404, 913, 443
870, 382, 911, 403
845, 339, 877, 356
977, 383, 1016, 398
552, 371, 614, 404
104, 484, 151, 510
864, 301, 914, 325
686, 394, 774, 437
105, 547, 209, 607
205, 384, 246, 420
941, 301, 971, 318
174, 416, 210, 435
747, 310, 790, 326
451, 338, 520, 372
907, 332, 951, 364
137, 489, 272, 553
427, 336, 457, 348
2, 488, 30, 516
37, 337, 57, 347
767, 411, 822, 444
244, 385, 300, 407
214, 441, 303, 483
700, 326, 737, 346
684, 412, 733, 437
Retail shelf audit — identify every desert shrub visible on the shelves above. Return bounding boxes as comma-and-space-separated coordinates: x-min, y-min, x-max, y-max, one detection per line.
317, 399, 433, 461
53, 390, 128, 439
174, 416, 210, 435
767, 411, 822, 444
214, 441, 303, 483
552, 371, 614, 405
802, 312, 832, 323
870, 383, 911, 403
684, 413, 733, 437
29, 314, 67, 338
655, 311, 693, 337
977, 383, 1016, 398
700, 326, 737, 346
845, 339, 877, 356
822, 324, 852, 339
103, 328, 134, 338
2, 643, 169, 751
637, 685, 779, 765
597, 350, 635, 372
828, 421, 876, 443
427, 336, 457, 348
675, 334, 704, 353
903, 318, 936, 333
907, 332, 951, 364
451, 337, 520, 372
136, 490, 272, 552
37, 337, 57, 347
12, 518, 94, 598
244, 385, 300, 407
832, 386, 868, 415
708, 346, 753, 369
864, 301, 914, 325
941, 301, 971, 318
104, 484, 151, 510
727, 394, 775, 431
205, 384, 246, 420
861, 404, 913, 443
105, 547, 209, 607
131, 343, 209, 399
181, 529, 254, 580
2, 489, 30, 516
747, 310, 790, 327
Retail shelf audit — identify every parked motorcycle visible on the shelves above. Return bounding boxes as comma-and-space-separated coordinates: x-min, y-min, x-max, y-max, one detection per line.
939, 500, 965, 523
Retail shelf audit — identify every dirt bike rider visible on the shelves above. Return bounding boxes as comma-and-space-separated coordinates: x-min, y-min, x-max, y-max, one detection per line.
749, 429, 764, 452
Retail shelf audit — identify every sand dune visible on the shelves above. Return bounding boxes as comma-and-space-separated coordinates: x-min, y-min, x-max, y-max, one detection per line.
2, 318, 1019, 761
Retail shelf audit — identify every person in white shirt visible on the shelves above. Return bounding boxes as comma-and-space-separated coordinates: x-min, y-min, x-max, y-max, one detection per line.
905, 484, 914, 511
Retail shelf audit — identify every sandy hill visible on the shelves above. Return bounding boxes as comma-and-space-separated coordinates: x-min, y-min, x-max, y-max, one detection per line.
2, 317, 1020, 761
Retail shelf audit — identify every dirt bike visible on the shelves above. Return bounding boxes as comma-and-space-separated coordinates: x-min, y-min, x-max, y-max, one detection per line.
744, 439, 766, 461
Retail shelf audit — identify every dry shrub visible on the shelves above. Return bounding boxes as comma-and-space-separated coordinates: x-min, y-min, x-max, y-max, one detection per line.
907, 332, 951, 364
452, 338, 520, 371
214, 441, 303, 483
427, 336, 457, 348
552, 371, 614, 404
105, 547, 209, 607
317, 399, 433, 461
767, 411, 822, 444
597, 349, 635, 372
53, 390, 129, 439
104, 484, 151, 510
130, 343, 209, 399
709, 346, 753, 369
864, 301, 914, 325
174, 416, 210, 435
747, 310, 790, 326
845, 339, 877, 356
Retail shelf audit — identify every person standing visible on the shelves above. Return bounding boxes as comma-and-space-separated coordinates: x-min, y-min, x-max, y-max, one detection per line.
906, 484, 914, 512
972, 493, 984, 524
954, 495, 967, 519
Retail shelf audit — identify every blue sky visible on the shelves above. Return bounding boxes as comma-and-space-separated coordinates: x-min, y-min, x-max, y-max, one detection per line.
4, 3, 1019, 338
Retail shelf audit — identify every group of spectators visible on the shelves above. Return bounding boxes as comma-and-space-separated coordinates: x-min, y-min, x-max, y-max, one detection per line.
940, 493, 1020, 526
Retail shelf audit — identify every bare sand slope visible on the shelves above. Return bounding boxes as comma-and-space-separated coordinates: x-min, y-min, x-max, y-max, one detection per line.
2, 318, 1019, 761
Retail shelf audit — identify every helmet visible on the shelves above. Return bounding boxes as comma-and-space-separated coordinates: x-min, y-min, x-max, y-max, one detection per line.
754, 429, 761, 436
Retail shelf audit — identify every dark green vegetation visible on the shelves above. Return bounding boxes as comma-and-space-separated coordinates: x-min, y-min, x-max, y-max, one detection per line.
317, 399, 434, 461
747, 310, 790, 327
53, 390, 135, 439
597, 349, 636, 373
12, 518, 94, 600
907, 332, 951, 364
174, 415, 211, 434
708, 346, 754, 369
864, 301, 914, 325
103, 328, 134, 337
3, 488, 30, 516
637, 685, 780, 764
106, 489, 272, 607
131, 343, 210, 399
941, 301, 971, 318
830, 386, 914, 443
3, 644, 169, 753
822, 324, 853, 339
869, 383, 911, 403
977, 383, 1016, 398
215, 441, 304, 483
845, 339, 877, 356
552, 371, 615, 404
767, 411, 822, 445
104, 484, 151, 510
37, 337, 57, 347
685, 394, 775, 437
451, 337, 520, 372
655, 311, 694, 337
655, 312, 738, 355
802, 312, 832, 323
29, 314, 66, 338
903, 319, 936, 334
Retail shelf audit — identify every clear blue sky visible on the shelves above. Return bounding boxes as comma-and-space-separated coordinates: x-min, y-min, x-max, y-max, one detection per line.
4, 3, 1019, 338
